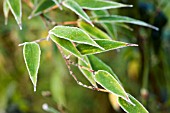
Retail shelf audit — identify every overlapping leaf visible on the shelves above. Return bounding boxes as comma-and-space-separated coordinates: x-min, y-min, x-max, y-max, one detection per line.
7, 0, 22, 29
88, 55, 120, 83
92, 10, 117, 39
3, 0, 10, 25
50, 34, 83, 59
49, 26, 102, 49
29, 0, 55, 18
94, 70, 130, 103
23, 42, 41, 91
78, 56, 97, 87
118, 94, 149, 113
63, 0, 93, 26
74, 0, 132, 10
77, 39, 137, 55
92, 15, 159, 30
78, 21, 111, 40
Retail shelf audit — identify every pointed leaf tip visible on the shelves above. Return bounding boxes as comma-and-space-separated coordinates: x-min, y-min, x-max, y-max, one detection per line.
7, 0, 22, 29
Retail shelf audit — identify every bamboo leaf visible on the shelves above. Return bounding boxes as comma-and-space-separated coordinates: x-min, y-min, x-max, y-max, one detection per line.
94, 70, 130, 102
74, 0, 132, 10
92, 15, 159, 30
50, 34, 83, 59
88, 55, 120, 83
78, 56, 97, 87
77, 39, 137, 55
7, 0, 22, 29
29, 0, 55, 18
23, 42, 41, 91
92, 10, 117, 39
63, 0, 93, 26
3, 0, 10, 25
49, 26, 103, 49
118, 94, 149, 113
78, 21, 111, 40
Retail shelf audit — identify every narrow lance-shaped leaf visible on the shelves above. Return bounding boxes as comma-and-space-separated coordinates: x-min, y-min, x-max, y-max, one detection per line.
7, 0, 22, 29
77, 39, 138, 55
63, 0, 93, 26
94, 70, 132, 104
49, 26, 103, 50
88, 55, 120, 83
50, 34, 83, 60
118, 94, 149, 113
3, 0, 10, 25
92, 10, 117, 40
78, 56, 97, 87
74, 0, 132, 10
78, 20, 111, 40
92, 15, 159, 30
29, 0, 55, 18
23, 42, 41, 91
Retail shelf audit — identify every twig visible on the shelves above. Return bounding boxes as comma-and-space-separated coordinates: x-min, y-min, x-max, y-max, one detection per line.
18, 37, 49, 46
57, 45, 109, 93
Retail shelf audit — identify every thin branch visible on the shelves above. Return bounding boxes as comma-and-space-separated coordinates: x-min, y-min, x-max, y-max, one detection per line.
18, 37, 49, 46
57, 45, 109, 93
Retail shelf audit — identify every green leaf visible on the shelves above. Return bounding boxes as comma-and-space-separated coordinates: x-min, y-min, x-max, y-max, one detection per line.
94, 70, 129, 102
3, 0, 10, 25
78, 21, 111, 40
50, 34, 83, 59
92, 15, 159, 30
88, 55, 120, 83
29, 0, 55, 18
74, 0, 132, 10
49, 26, 103, 49
7, 0, 22, 29
78, 56, 97, 87
23, 42, 41, 91
92, 10, 117, 40
118, 94, 149, 113
63, 0, 93, 26
77, 39, 137, 55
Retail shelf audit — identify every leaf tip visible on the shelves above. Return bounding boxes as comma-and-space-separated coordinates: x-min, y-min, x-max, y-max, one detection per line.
28, 15, 32, 19
5, 18, 8, 25
34, 85, 37, 92
126, 43, 138, 47
19, 23, 22, 30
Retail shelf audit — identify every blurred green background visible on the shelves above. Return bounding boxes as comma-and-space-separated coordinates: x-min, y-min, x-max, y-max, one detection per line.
0, 0, 170, 113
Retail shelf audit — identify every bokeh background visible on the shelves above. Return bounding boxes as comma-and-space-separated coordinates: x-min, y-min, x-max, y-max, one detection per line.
0, 0, 170, 113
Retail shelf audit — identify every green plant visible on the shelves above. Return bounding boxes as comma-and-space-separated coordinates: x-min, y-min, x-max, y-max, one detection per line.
3, 0, 159, 113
